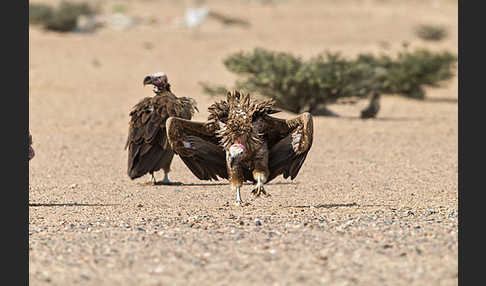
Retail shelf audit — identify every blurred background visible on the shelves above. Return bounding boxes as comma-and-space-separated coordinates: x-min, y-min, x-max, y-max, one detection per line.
29, 0, 458, 122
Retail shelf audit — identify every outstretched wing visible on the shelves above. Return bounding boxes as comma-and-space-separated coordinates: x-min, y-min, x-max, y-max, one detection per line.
166, 117, 228, 181
264, 112, 313, 183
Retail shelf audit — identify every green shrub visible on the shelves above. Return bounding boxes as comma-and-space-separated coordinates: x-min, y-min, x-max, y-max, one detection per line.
201, 47, 457, 116
29, 1, 97, 32
29, 3, 55, 25
384, 49, 456, 98
45, 1, 96, 32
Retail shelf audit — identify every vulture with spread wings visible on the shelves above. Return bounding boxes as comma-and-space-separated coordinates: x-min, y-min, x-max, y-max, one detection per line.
166, 90, 313, 205
125, 72, 198, 185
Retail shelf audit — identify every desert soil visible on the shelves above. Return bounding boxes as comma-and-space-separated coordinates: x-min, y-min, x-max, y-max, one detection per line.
29, 0, 458, 285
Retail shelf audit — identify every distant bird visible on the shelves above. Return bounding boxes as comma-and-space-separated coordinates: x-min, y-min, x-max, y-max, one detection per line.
125, 72, 198, 185
166, 91, 313, 205
360, 93, 381, 119
29, 131, 35, 161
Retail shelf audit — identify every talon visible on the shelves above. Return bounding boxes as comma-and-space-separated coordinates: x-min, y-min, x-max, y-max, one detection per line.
235, 200, 250, 206
251, 184, 270, 198
157, 172, 181, 185
250, 189, 259, 197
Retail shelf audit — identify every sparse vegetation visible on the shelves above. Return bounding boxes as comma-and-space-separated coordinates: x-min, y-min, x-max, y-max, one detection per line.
201, 47, 457, 117
29, 3, 55, 25
29, 1, 97, 32
414, 24, 448, 41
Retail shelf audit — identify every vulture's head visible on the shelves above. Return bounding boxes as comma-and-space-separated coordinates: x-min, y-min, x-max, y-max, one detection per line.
227, 143, 247, 168
216, 91, 278, 154
143, 72, 170, 93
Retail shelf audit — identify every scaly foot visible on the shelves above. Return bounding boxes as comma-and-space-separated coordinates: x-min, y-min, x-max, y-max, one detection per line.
156, 172, 182, 185
250, 183, 271, 198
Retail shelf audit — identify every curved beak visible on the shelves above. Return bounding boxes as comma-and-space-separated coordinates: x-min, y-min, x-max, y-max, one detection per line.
143, 75, 152, 86
229, 155, 236, 168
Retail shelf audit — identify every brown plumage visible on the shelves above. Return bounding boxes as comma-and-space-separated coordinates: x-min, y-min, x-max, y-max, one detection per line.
166, 90, 313, 205
29, 131, 35, 161
125, 72, 198, 185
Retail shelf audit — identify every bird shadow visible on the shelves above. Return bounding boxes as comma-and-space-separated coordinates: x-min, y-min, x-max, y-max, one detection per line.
157, 181, 297, 187
289, 203, 399, 209
290, 202, 358, 209
29, 202, 119, 207
423, 97, 458, 103
267, 182, 297, 185
178, 182, 229, 187
339, 115, 424, 122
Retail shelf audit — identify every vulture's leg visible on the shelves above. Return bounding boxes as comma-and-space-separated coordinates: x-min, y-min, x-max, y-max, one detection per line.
234, 185, 249, 206
236, 185, 243, 205
161, 172, 170, 184
158, 154, 182, 185
250, 171, 270, 198
158, 169, 182, 185
250, 145, 271, 198
145, 172, 157, 185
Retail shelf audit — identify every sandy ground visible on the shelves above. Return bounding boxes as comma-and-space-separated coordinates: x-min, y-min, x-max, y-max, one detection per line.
29, 0, 458, 285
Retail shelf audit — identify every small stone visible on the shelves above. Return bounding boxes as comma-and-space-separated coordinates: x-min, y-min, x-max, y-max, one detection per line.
254, 219, 262, 226
153, 266, 164, 273
404, 210, 414, 216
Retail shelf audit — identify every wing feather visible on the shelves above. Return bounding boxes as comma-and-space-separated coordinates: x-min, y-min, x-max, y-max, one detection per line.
265, 112, 313, 183
126, 93, 191, 179
166, 117, 228, 181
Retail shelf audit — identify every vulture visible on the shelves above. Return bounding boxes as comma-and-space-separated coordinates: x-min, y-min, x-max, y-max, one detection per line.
29, 131, 35, 161
125, 72, 198, 185
166, 90, 313, 205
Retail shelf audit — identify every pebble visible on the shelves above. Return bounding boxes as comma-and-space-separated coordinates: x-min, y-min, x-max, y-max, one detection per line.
254, 219, 262, 226
153, 266, 164, 273
404, 210, 414, 216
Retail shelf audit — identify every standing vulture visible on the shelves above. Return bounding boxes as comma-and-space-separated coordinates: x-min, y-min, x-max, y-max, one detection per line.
29, 131, 35, 161
125, 72, 198, 185
166, 90, 313, 205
